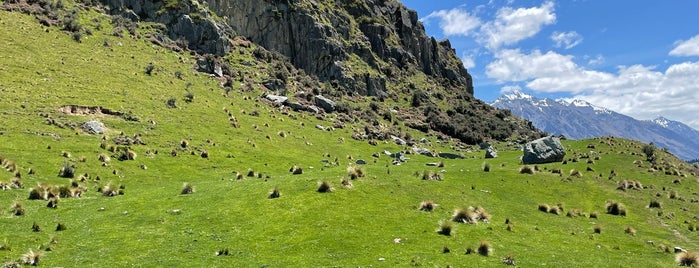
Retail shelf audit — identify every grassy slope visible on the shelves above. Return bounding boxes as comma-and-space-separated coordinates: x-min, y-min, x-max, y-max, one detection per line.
0, 9, 697, 267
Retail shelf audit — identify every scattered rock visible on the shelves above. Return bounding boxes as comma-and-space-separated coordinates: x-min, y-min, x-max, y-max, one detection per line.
81, 120, 105, 134
315, 125, 325, 131
355, 159, 367, 165
391, 135, 406, 145
265, 94, 288, 104
314, 95, 335, 113
522, 136, 566, 164
412, 147, 433, 157
485, 147, 498, 158
426, 162, 439, 167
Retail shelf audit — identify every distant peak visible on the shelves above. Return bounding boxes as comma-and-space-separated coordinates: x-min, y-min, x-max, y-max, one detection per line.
497, 89, 533, 102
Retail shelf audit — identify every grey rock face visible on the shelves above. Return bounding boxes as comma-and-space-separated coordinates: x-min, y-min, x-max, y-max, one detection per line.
412, 147, 433, 157
204, 0, 473, 95
314, 95, 335, 113
522, 136, 565, 164
99, 0, 233, 56
265, 94, 288, 104
81, 120, 105, 134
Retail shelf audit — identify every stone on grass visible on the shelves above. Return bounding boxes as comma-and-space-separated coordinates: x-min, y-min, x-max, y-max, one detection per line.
522, 136, 566, 164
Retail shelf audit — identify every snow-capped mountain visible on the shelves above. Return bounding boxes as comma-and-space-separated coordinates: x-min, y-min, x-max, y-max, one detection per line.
491, 90, 699, 160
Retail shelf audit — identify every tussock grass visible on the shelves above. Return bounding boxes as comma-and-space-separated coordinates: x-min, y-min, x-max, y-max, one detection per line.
605, 200, 627, 216
58, 163, 75, 178
346, 165, 365, 180
419, 200, 437, 212
10, 201, 24, 216
478, 241, 491, 256
624, 226, 637, 236
482, 162, 491, 172
289, 165, 303, 175
181, 183, 194, 194
317, 180, 333, 193
452, 206, 489, 224
436, 221, 452, 236
341, 178, 353, 189
422, 170, 443, 181
648, 200, 661, 208
676, 251, 698, 266
569, 169, 582, 177
21, 249, 42, 266
268, 187, 280, 199
519, 166, 534, 174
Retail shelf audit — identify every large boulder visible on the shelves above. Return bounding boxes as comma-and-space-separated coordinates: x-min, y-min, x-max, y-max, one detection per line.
314, 95, 335, 113
81, 120, 105, 134
485, 147, 498, 159
522, 136, 566, 164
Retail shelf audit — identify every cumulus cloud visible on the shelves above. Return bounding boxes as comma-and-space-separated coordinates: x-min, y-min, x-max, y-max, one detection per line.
479, 1, 556, 49
586, 54, 605, 66
422, 8, 481, 36
669, 34, 699, 57
461, 54, 476, 69
551, 31, 583, 49
486, 48, 699, 129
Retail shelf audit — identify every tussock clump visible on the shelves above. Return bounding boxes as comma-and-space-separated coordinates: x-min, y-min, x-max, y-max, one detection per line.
21, 249, 42, 266
676, 251, 698, 266
11, 201, 25, 216
437, 221, 452, 236
55, 223, 66, 231
478, 241, 491, 256
649, 200, 662, 209
482, 162, 491, 172
341, 178, 353, 189
58, 185, 72, 198
10, 177, 23, 189
569, 169, 582, 177
31, 222, 40, 232
317, 180, 333, 193
566, 208, 583, 217
246, 169, 255, 177
625, 226, 637, 236
235, 172, 244, 180
605, 200, 627, 216
346, 166, 365, 180
268, 187, 280, 199
98, 153, 110, 163
58, 163, 75, 178
589, 211, 598, 219
419, 200, 437, 212
617, 180, 643, 191
452, 206, 489, 224
593, 226, 602, 234
101, 182, 123, 197
551, 168, 562, 174
181, 183, 194, 195
548, 205, 561, 215
28, 186, 47, 200
422, 170, 443, 181
669, 190, 678, 199
519, 166, 535, 174
502, 255, 516, 266
465, 247, 475, 255
538, 204, 550, 213
200, 150, 209, 159
46, 197, 59, 209
289, 165, 303, 175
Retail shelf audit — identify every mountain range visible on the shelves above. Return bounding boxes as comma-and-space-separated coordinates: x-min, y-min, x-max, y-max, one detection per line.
491, 90, 699, 160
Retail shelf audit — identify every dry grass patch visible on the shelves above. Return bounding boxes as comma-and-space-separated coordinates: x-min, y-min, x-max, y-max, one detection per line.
181, 183, 194, 194
422, 170, 443, 181
676, 251, 698, 267
317, 180, 333, 193
419, 200, 437, 212
268, 187, 280, 199
624, 226, 637, 236
606, 200, 627, 216
452, 206, 490, 224
21, 249, 42, 266
436, 221, 452, 236
519, 166, 535, 174
347, 166, 365, 180
289, 165, 303, 175
478, 241, 491, 256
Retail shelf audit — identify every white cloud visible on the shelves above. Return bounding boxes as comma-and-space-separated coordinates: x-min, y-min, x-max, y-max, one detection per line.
550, 31, 583, 49
479, 1, 556, 49
461, 54, 476, 69
422, 8, 481, 36
669, 34, 699, 57
486, 48, 699, 129
586, 54, 605, 66
499, 85, 522, 94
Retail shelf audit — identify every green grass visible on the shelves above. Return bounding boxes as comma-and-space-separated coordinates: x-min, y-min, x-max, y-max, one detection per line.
0, 8, 698, 267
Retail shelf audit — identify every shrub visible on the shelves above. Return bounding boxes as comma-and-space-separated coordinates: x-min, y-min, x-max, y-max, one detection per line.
419, 200, 437, 212
437, 221, 452, 236
181, 183, 194, 194
268, 187, 280, 199
11, 201, 24, 216
519, 166, 534, 174
606, 200, 627, 216
625, 226, 637, 236
642, 143, 656, 163
676, 251, 698, 266
649, 200, 661, 208
478, 241, 491, 256
317, 180, 333, 193
21, 249, 42, 266
58, 163, 75, 178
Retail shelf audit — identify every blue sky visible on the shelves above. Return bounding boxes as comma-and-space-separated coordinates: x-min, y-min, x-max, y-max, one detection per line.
398, 0, 699, 129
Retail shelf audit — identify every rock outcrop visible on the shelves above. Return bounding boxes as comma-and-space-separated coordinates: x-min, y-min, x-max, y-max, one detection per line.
205, 0, 473, 96
522, 136, 566, 164
99, 0, 234, 55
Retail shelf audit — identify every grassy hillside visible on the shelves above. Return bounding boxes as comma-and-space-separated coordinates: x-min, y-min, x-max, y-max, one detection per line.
0, 7, 698, 267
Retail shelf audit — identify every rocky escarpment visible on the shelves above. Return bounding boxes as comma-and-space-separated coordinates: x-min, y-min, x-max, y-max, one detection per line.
205, 0, 472, 96
99, 0, 234, 55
